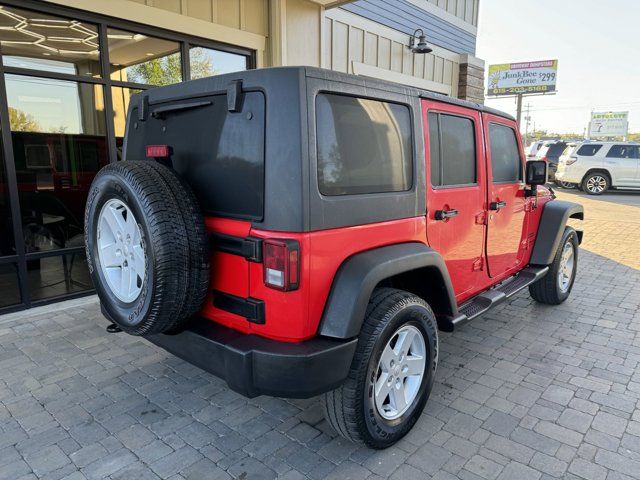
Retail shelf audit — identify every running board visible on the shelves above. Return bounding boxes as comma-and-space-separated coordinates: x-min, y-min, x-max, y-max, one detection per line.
439, 266, 549, 332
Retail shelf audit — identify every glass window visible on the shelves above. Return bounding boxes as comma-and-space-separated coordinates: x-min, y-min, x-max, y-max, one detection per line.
606, 145, 638, 159
429, 113, 476, 187
107, 28, 181, 86
112, 86, 142, 141
27, 252, 92, 301
316, 94, 413, 196
189, 46, 247, 79
489, 123, 522, 183
0, 137, 15, 257
576, 144, 602, 156
6, 74, 108, 254
428, 112, 441, 186
0, 6, 100, 77
0, 264, 21, 307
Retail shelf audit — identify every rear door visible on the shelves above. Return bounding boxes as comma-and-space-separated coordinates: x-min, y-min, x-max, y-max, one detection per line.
604, 144, 639, 185
483, 114, 530, 279
423, 100, 488, 302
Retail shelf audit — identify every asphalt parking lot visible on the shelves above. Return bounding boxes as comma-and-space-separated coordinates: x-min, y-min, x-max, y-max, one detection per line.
1, 189, 639, 480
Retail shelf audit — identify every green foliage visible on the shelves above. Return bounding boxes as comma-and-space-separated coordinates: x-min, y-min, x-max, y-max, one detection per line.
8, 107, 40, 132
127, 49, 213, 86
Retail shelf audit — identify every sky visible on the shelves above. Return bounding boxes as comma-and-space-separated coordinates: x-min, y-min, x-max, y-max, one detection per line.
476, 0, 640, 134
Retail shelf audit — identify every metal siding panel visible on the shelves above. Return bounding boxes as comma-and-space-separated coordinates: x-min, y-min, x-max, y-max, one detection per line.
342, 0, 476, 55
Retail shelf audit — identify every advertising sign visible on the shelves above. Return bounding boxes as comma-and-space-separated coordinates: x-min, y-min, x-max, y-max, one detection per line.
589, 111, 629, 138
487, 60, 558, 96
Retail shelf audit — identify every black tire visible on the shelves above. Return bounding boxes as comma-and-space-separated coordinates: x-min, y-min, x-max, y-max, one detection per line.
142, 161, 210, 322
85, 161, 207, 335
529, 227, 578, 305
581, 171, 610, 195
323, 288, 438, 449
555, 180, 576, 189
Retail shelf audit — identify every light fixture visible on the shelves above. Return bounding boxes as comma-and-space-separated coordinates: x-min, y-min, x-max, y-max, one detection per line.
408, 28, 433, 54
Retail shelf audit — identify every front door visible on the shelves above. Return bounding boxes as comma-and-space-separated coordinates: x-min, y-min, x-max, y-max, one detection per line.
483, 114, 529, 279
604, 144, 639, 186
423, 100, 487, 303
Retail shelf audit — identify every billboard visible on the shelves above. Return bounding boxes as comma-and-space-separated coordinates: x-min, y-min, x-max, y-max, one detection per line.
589, 111, 629, 138
487, 60, 558, 96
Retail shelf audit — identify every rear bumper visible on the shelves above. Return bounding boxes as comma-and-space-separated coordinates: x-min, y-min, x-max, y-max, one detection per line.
144, 319, 358, 398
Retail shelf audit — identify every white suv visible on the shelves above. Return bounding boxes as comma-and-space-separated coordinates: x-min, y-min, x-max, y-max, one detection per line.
555, 141, 640, 195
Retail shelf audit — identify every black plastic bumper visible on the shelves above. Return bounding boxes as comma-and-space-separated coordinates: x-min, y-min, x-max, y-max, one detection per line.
144, 320, 358, 398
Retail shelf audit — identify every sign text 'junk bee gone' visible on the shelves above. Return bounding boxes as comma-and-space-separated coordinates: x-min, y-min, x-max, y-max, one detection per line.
487, 60, 558, 96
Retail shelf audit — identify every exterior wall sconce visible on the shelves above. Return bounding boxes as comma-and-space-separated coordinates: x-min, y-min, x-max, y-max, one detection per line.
408, 29, 433, 54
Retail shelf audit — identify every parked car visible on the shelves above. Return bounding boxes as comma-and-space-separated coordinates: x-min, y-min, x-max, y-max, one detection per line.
556, 141, 640, 194
526, 140, 546, 159
84, 67, 584, 449
535, 140, 567, 184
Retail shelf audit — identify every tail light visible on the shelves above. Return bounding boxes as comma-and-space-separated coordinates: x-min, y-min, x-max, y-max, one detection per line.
541, 156, 548, 162
263, 239, 300, 291
566, 156, 578, 165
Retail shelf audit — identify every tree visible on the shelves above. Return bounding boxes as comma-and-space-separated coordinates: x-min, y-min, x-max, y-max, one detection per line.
8, 107, 40, 132
127, 49, 213, 86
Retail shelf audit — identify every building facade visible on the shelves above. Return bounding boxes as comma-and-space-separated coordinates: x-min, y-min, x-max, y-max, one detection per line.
0, 0, 484, 313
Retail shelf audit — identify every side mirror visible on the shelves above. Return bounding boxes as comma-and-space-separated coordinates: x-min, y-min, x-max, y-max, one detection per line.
526, 160, 547, 186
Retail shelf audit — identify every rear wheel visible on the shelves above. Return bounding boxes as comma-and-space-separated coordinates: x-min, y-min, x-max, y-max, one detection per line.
323, 288, 438, 448
529, 227, 578, 305
555, 180, 576, 189
582, 172, 610, 195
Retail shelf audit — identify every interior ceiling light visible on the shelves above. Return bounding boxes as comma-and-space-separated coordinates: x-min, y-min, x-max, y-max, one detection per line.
0, 7, 98, 56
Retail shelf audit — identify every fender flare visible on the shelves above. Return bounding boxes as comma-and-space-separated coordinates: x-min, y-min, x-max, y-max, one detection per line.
318, 242, 457, 339
530, 200, 584, 266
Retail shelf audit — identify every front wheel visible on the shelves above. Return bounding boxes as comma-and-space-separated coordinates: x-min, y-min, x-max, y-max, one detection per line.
323, 288, 438, 448
529, 227, 578, 305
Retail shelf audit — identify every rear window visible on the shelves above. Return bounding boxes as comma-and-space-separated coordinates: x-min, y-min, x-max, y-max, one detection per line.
546, 143, 566, 156
576, 144, 602, 156
316, 93, 413, 196
125, 91, 265, 220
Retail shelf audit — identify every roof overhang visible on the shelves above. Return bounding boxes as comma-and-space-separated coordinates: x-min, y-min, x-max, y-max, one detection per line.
307, 0, 355, 8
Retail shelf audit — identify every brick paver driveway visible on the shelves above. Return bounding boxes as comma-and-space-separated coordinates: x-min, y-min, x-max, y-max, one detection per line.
1, 189, 639, 480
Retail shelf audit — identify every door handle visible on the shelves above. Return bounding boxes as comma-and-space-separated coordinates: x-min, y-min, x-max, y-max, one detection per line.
489, 201, 507, 211
435, 208, 459, 220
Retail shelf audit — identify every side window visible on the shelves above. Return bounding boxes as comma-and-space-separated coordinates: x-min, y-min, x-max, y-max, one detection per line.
489, 123, 522, 183
316, 94, 413, 196
428, 112, 476, 187
576, 144, 602, 156
606, 145, 637, 158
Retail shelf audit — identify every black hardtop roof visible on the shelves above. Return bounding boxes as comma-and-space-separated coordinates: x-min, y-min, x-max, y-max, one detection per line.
137, 66, 514, 121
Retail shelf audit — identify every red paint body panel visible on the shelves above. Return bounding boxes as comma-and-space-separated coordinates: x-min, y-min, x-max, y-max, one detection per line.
197, 105, 554, 343
422, 100, 488, 303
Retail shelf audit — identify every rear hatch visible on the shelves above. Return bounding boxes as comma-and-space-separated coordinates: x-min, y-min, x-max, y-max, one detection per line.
123, 90, 266, 332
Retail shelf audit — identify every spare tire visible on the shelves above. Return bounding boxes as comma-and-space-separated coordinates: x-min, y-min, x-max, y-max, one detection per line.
84, 161, 209, 335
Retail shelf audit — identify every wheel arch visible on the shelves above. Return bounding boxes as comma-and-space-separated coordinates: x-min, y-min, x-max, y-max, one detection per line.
530, 200, 584, 266
582, 168, 613, 186
317, 242, 457, 339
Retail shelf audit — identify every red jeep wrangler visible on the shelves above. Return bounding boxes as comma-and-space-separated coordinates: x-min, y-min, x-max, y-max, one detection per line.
85, 67, 583, 449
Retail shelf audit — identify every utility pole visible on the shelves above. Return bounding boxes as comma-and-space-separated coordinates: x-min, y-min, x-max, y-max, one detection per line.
516, 93, 523, 126
523, 103, 531, 147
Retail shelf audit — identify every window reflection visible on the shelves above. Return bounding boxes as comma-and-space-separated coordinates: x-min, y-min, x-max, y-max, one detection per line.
0, 136, 15, 257
112, 86, 141, 141
0, 264, 21, 307
108, 28, 181, 86
0, 5, 100, 77
27, 252, 92, 301
189, 46, 247, 79
6, 74, 108, 254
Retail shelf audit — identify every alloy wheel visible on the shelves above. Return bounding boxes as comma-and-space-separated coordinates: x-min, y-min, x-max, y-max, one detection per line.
97, 199, 146, 303
374, 325, 426, 420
